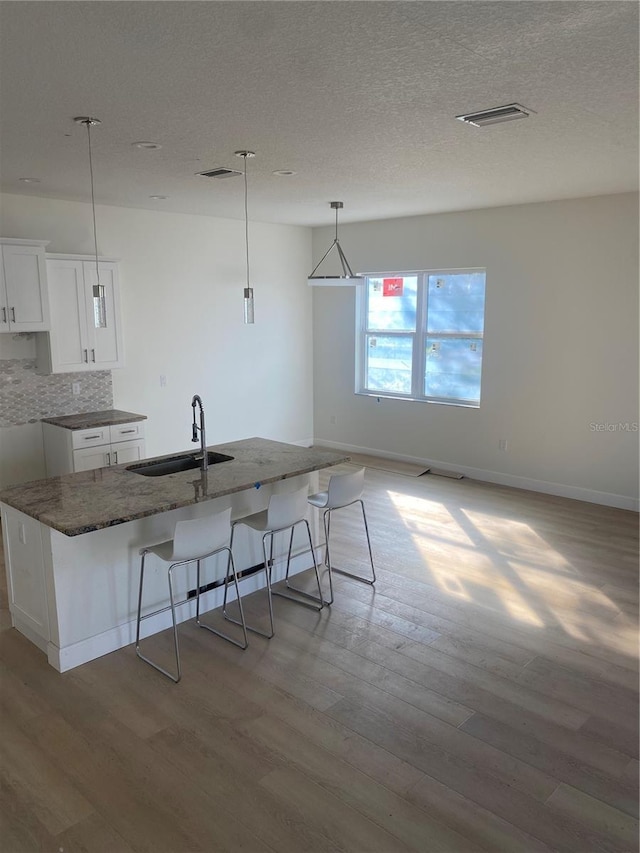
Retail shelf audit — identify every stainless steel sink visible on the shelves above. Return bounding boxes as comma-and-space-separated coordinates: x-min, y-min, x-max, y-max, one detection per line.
126, 451, 233, 477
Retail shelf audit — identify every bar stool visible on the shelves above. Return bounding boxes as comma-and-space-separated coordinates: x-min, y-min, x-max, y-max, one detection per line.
135, 506, 247, 683
224, 484, 323, 639
307, 467, 376, 605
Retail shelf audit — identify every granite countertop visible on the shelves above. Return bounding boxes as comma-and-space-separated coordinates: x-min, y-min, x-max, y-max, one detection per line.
41, 409, 147, 430
0, 438, 349, 537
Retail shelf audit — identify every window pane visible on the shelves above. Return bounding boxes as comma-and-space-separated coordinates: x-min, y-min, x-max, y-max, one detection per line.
425, 337, 483, 402
427, 273, 485, 333
366, 334, 413, 394
367, 276, 417, 332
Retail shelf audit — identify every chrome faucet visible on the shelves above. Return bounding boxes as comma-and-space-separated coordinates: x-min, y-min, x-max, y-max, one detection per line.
191, 394, 208, 472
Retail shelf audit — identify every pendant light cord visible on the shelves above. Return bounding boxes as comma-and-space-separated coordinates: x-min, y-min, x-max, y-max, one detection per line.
84, 120, 100, 284
243, 155, 250, 287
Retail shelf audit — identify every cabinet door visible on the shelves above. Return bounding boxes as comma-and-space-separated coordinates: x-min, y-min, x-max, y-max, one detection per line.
83, 262, 124, 368
110, 439, 145, 466
1, 244, 50, 331
46, 259, 90, 371
73, 446, 111, 472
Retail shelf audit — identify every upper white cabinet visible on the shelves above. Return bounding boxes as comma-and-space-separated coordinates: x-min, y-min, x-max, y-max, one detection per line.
0, 238, 50, 332
36, 254, 124, 374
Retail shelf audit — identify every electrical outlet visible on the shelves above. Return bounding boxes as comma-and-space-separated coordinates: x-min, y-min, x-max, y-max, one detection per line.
72, 382, 81, 395
159, 375, 167, 388
330, 415, 337, 425
498, 438, 508, 451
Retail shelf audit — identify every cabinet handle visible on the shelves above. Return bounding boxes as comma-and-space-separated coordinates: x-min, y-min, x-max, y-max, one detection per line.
10, 307, 16, 322
106, 452, 111, 466
120, 429, 136, 434
83, 349, 88, 363
113, 451, 118, 464
1, 307, 6, 323
83, 434, 102, 441
91, 349, 96, 363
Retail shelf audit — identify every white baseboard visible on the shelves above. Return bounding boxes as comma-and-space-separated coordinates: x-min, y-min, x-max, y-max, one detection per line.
291, 436, 315, 448
315, 438, 639, 512
43, 549, 320, 673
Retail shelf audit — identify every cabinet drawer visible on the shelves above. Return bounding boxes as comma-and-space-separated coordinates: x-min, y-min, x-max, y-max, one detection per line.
110, 421, 144, 443
71, 426, 110, 449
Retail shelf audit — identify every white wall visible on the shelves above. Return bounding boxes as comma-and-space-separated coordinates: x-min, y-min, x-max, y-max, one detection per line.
312, 193, 639, 509
1, 192, 313, 486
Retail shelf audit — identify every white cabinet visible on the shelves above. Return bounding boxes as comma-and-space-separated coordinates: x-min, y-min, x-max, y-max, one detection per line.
0, 238, 50, 332
36, 254, 124, 374
72, 439, 145, 472
43, 420, 146, 476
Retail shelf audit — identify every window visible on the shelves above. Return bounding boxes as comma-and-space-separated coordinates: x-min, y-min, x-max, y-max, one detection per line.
356, 270, 486, 406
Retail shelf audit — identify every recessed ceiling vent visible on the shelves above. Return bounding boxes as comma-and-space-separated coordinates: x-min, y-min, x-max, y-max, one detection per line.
196, 167, 242, 179
456, 103, 533, 127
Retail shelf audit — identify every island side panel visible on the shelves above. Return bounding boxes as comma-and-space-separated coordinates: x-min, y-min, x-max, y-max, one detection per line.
43, 472, 320, 672
1, 504, 50, 651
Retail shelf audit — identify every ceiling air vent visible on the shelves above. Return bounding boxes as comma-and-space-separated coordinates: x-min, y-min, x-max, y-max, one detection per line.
196, 167, 242, 179
456, 103, 533, 127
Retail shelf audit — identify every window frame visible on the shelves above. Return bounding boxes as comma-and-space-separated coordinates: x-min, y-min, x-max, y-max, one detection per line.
355, 268, 486, 408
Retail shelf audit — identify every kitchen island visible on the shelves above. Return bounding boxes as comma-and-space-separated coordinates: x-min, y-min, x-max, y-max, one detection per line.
0, 438, 348, 671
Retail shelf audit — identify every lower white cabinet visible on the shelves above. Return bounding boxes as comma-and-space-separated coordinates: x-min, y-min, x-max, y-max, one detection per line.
43, 421, 146, 476
72, 439, 145, 472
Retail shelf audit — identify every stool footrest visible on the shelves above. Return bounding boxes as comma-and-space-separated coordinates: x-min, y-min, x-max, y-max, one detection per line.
137, 596, 191, 628
135, 648, 180, 683
223, 605, 274, 640
273, 582, 323, 611
332, 566, 375, 585
197, 618, 248, 649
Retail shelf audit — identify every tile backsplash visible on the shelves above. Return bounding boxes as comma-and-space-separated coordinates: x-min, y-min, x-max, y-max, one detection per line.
0, 358, 113, 427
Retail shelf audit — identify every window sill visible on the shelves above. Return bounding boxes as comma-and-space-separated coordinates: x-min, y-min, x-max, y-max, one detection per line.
355, 391, 480, 409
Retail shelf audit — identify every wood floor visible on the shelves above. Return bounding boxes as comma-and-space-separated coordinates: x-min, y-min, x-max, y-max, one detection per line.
1, 465, 638, 852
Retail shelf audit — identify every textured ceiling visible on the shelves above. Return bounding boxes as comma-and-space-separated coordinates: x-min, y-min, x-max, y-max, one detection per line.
0, 1, 637, 226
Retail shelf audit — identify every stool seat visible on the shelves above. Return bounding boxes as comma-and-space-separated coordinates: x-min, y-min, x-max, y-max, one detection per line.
307, 467, 375, 605
135, 507, 248, 682
142, 539, 174, 562
307, 491, 329, 509
224, 484, 323, 639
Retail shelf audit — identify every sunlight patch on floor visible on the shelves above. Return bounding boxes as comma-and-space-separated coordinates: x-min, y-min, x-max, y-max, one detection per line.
460, 509, 579, 573
384, 490, 636, 644
387, 490, 545, 627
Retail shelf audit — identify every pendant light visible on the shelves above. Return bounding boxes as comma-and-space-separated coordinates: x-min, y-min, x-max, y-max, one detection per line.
74, 116, 107, 327
308, 201, 363, 286
235, 150, 256, 324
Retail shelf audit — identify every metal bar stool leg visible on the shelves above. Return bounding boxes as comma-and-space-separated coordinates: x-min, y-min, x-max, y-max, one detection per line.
360, 500, 376, 584
135, 550, 182, 683
197, 548, 248, 649
167, 564, 182, 681
135, 550, 148, 652
328, 500, 376, 587
324, 511, 332, 567
223, 524, 274, 639
322, 509, 335, 605
273, 521, 324, 610
261, 533, 275, 638
195, 558, 202, 622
